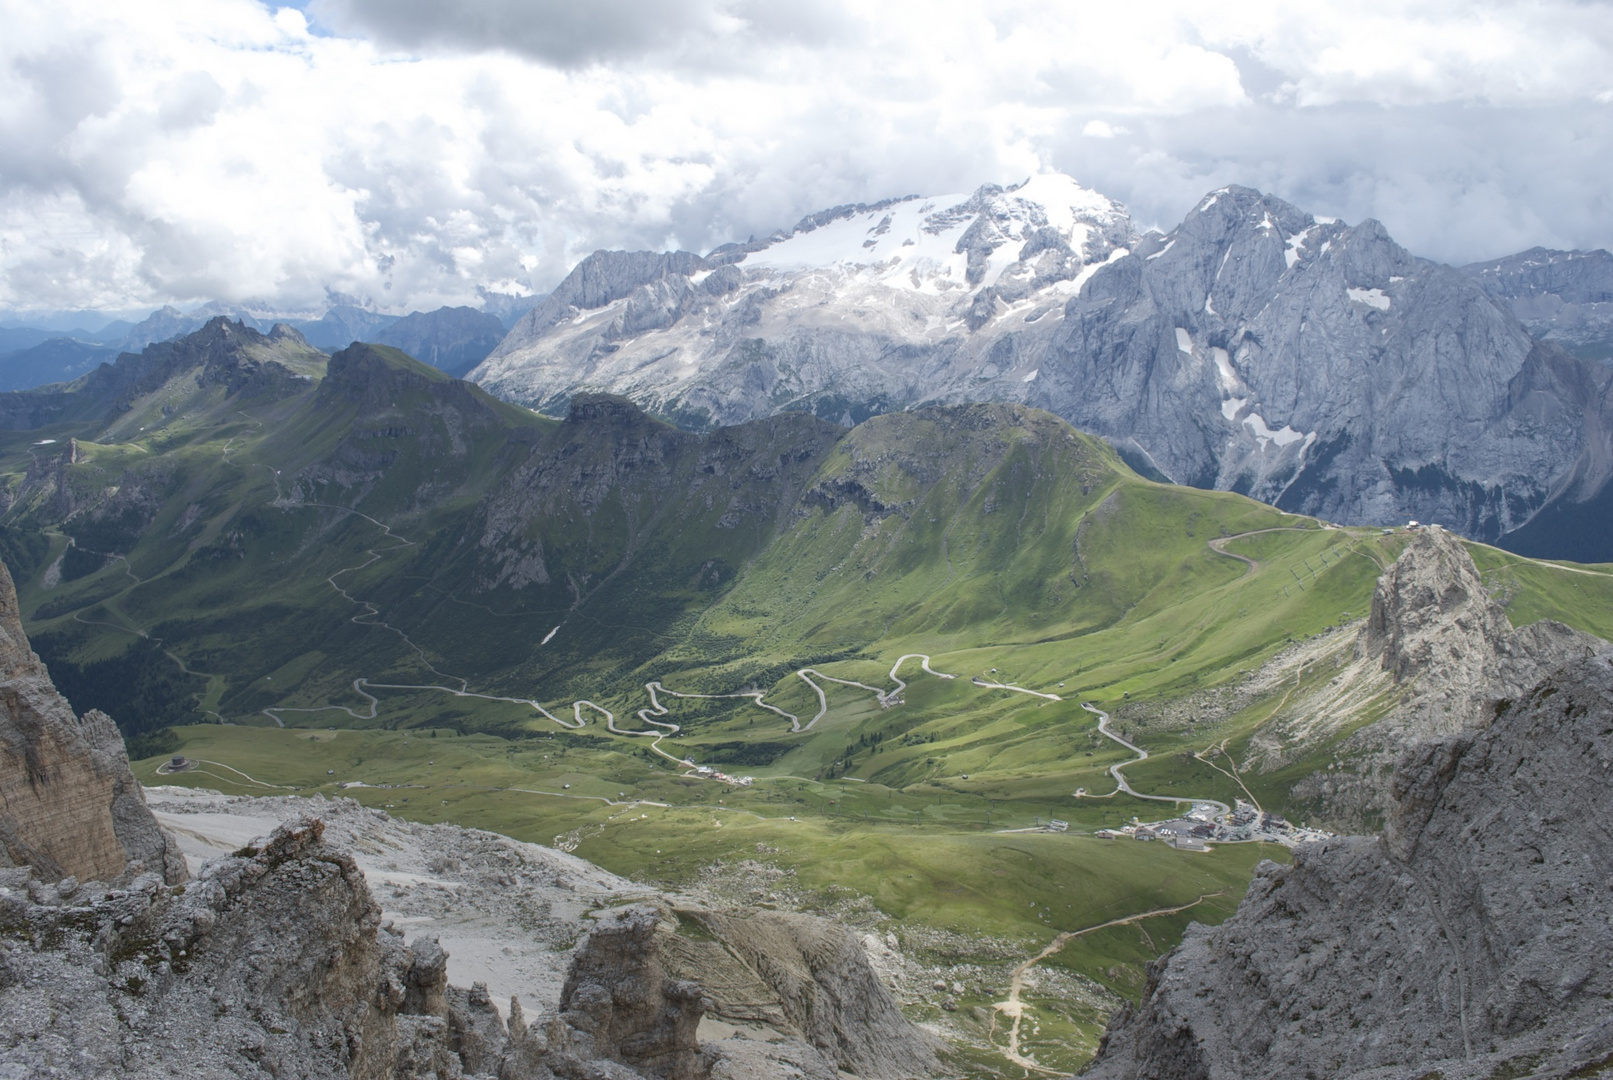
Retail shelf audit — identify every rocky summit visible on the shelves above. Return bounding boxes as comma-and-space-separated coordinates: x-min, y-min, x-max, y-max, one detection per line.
1082, 648, 1613, 1080
470, 175, 1613, 557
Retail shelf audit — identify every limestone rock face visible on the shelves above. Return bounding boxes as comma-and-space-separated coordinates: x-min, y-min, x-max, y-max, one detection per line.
2, 795, 944, 1079
1246, 529, 1603, 829
553, 905, 713, 1080
670, 907, 940, 1080
1359, 529, 1598, 734
471, 178, 1613, 551
500, 902, 940, 1080
0, 818, 494, 1079
1082, 651, 1613, 1080
0, 558, 185, 885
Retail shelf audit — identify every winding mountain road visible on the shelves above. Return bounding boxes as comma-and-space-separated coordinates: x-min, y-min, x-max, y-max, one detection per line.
1205, 526, 1319, 577
1079, 702, 1229, 816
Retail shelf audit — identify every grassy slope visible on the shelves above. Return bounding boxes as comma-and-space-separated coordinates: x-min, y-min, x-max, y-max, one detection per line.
9, 340, 1611, 1075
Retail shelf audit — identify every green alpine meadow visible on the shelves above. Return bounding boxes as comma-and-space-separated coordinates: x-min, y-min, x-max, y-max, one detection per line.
4, 318, 1611, 1072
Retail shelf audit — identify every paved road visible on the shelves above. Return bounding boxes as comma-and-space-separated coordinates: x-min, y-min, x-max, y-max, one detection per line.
1205, 526, 1317, 577
1080, 702, 1229, 816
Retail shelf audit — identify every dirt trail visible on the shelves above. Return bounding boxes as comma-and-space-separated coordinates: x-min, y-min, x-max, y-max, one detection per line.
992, 893, 1222, 1072
1191, 660, 1309, 812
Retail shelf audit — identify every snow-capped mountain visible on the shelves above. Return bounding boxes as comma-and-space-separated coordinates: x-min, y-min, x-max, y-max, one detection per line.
471, 173, 1613, 552
475, 174, 1133, 425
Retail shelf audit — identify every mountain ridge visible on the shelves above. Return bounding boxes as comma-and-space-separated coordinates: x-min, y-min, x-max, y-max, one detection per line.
469, 176, 1613, 561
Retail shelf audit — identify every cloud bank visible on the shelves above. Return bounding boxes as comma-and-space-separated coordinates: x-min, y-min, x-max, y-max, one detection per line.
1, 0, 1610, 315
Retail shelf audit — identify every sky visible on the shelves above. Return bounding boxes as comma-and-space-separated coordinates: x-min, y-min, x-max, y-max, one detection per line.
2, 0, 1611, 320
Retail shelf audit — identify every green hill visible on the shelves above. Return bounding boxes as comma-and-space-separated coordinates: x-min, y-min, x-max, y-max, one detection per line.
3, 320, 1608, 1073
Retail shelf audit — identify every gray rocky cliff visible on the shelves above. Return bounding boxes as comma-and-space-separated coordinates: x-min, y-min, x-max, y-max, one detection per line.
1358, 528, 1598, 726
1257, 528, 1603, 829
0, 557, 185, 886
0, 818, 475, 1079
471, 177, 1613, 553
499, 901, 940, 1080
664, 905, 942, 1079
1464, 246, 1613, 351
1, 805, 942, 1080
1082, 649, 1613, 1080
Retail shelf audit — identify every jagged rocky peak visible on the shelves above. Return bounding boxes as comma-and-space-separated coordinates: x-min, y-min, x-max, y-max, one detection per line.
0, 315, 331, 434
505, 249, 709, 343
176, 316, 323, 393
467, 175, 1613, 559
1085, 649, 1613, 1080
1266, 529, 1602, 829
1361, 526, 1511, 683
0, 558, 185, 886
1353, 527, 1600, 735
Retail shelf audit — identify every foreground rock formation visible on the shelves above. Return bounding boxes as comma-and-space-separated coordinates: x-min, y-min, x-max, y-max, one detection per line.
0, 813, 939, 1079
1083, 648, 1613, 1080
0, 547, 937, 1078
0, 558, 184, 885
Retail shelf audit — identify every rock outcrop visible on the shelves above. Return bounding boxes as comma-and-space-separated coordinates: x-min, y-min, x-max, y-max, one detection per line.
671, 906, 941, 1080
146, 790, 943, 1079
0, 818, 484, 1078
1082, 649, 1613, 1080
496, 902, 941, 1080
2, 795, 941, 1079
1246, 528, 1603, 828
0, 558, 185, 885
1359, 528, 1600, 735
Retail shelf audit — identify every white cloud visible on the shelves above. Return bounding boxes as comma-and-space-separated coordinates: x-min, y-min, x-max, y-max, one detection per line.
0, 0, 1610, 316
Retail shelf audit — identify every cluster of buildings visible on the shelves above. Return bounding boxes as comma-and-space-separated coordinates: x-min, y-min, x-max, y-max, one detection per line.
1092, 801, 1332, 850
687, 764, 755, 786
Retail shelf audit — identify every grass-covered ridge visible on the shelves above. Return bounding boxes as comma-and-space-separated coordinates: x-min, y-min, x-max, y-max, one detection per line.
3, 323, 1609, 1074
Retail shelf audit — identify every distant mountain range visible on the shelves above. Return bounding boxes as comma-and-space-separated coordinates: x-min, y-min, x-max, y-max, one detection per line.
4, 177, 1611, 559
471, 175, 1613, 561
0, 292, 538, 390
